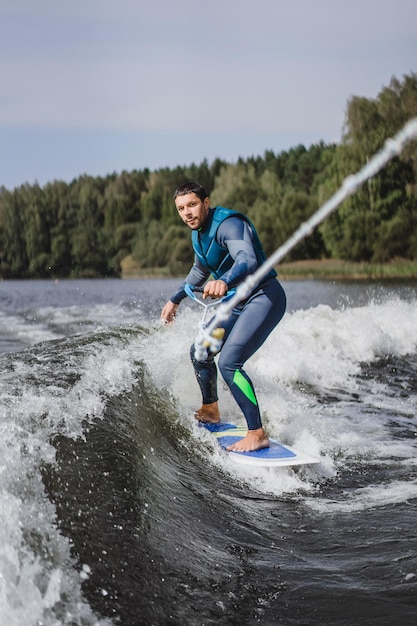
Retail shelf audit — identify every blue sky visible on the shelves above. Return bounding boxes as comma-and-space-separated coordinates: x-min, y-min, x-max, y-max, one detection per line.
1, 0, 416, 190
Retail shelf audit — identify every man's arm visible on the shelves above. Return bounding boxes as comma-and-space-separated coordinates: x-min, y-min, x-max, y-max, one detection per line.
160, 259, 210, 324
169, 261, 209, 305
216, 217, 258, 287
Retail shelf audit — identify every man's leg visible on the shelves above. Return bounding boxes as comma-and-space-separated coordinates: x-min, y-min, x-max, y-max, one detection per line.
190, 344, 220, 422
218, 279, 286, 450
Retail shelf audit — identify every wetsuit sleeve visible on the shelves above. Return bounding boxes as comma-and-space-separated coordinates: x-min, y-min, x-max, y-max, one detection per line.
169, 257, 210, 304
216, 217, 258, 287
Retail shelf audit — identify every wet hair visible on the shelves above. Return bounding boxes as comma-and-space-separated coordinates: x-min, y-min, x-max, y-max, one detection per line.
173, 181, 208, 202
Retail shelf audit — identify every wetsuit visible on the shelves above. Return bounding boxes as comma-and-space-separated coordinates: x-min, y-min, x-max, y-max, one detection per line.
170, 207, 286, 431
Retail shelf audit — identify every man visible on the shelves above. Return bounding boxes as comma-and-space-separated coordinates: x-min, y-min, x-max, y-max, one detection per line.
161, 181, 286, 452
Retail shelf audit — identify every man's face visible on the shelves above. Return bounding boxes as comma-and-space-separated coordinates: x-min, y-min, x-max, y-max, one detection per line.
175, 192, 210, 230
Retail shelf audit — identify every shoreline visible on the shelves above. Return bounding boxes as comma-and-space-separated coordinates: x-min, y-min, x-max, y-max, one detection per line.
1, 259, 416, 282
275, 258, 417, 281
121, 258, 417, 281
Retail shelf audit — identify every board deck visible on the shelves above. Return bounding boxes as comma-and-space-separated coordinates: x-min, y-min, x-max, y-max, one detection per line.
202, 422, 320, 467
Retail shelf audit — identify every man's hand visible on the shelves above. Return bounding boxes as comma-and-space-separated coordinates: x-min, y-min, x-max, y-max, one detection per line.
203, 280, 228, 299
161, 301, 179, 325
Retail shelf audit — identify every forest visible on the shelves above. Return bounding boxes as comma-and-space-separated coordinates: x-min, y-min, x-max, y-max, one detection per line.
0, 73, 416, 279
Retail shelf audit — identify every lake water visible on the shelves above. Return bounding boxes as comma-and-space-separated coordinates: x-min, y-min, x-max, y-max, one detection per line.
0, 277, 416, 625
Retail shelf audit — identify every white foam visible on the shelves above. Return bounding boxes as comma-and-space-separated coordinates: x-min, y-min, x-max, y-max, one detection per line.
1, 293, 416, 621
308, 479, 417, 514
0, 333, 143, 626
0, 310, 58, 350
152, 298, 417, 497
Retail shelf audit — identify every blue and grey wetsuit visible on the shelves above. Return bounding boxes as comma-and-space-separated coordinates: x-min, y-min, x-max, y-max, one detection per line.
170, 207, 286, 431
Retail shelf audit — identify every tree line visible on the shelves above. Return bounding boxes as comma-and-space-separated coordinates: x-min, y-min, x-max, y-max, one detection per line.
0, 73, 416, 279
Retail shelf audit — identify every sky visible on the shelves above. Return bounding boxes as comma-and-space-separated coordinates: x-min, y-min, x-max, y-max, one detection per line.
0, 0, 416, 190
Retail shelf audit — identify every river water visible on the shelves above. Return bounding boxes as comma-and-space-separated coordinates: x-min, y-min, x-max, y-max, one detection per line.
0, 277, 416, 625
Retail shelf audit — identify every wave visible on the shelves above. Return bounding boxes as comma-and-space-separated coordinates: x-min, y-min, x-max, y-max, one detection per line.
1, 296, 417, 624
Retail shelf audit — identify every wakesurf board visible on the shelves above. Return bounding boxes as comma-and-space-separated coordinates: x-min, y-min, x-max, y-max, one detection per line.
202, 422, 320, 467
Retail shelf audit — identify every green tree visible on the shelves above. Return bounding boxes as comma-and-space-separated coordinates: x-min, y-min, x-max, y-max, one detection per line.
70, 176, 109, 276
0, 188, 29, 276
320, 72, 417, 262
1, 72, 415, 278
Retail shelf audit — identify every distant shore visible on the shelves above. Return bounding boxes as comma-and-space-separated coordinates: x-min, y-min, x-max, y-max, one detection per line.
121, 257, 417, 281
275, 258, 417, 281
3, 258, 416, 282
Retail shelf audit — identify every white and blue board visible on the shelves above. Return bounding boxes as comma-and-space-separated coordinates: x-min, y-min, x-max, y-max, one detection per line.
203, 422, 319, 467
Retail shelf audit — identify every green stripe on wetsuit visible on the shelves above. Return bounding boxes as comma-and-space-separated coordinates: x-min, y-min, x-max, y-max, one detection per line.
233, 370, 258, 405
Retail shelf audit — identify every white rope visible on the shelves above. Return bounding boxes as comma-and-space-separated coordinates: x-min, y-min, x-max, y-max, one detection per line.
194, 116, 417, 360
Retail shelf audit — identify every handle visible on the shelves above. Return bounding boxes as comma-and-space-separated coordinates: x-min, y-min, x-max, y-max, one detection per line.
184, 283, 236, 305
184, 284, 203, 301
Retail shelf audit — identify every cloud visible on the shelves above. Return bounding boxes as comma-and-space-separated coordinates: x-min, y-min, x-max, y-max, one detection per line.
1, 0, 416, 131
0, 0, 416, 187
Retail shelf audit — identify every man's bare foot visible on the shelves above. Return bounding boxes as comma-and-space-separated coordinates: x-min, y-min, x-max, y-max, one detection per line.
194, 401, 221, 424
226, 428, 270, 452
